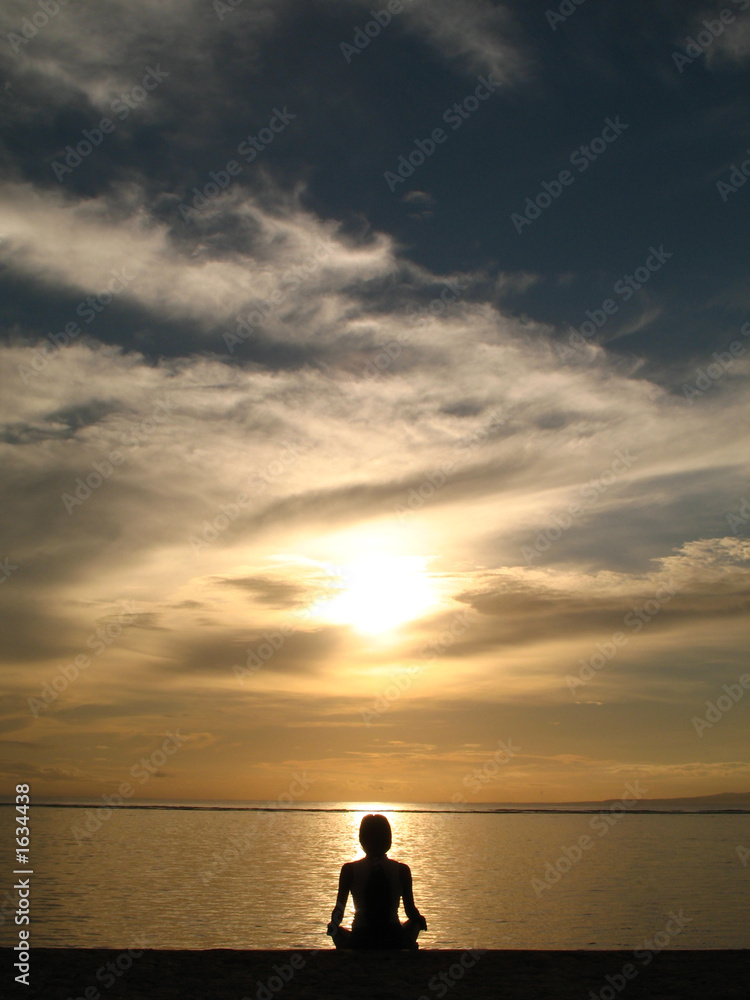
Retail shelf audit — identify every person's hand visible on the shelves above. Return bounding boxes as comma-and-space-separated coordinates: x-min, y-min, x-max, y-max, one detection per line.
326, 922, 338, 937
417, 914, 427, 931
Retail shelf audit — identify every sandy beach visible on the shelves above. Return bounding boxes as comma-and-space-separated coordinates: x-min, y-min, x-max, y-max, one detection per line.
7, 948, 749, 999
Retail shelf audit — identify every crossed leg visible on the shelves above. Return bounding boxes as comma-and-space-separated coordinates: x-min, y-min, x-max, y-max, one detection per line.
331, 920, 422, 950
331, 926, 352, 949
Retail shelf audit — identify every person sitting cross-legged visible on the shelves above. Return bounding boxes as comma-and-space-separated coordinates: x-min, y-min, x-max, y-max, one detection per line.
327, 814, 427, 950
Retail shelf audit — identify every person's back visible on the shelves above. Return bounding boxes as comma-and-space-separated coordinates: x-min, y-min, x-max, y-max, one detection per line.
349, 855, 408, 947
327, 814, 427, 950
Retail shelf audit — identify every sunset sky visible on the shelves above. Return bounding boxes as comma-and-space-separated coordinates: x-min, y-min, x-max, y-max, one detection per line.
1, 0, 749, 804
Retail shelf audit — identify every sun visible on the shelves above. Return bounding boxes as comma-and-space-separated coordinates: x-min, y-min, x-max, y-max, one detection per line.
320, 554, 436, 635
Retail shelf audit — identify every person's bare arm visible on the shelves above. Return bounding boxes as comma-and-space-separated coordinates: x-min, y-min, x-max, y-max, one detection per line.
327, 863, 353, 934
399, 863, 427, 928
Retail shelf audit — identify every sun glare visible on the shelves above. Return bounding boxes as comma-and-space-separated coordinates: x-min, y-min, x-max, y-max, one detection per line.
321, 554, 436, 635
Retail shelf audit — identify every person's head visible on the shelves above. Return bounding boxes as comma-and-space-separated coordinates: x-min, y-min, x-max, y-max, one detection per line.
359, 814, 392, 856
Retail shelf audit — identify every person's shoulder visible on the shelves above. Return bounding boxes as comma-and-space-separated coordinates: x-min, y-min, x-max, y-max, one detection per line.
395, 859, 412, 874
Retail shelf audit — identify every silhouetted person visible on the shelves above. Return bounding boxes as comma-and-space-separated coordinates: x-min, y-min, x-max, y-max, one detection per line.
327, 813, 427, 949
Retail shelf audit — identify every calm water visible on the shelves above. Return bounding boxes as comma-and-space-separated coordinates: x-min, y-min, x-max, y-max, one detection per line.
1, 804, 748, 950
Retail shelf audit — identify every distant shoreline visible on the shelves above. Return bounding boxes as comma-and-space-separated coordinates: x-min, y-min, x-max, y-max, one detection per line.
1, 802, 748, 814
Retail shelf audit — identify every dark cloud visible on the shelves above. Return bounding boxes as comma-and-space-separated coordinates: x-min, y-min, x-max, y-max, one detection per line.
161, 625, 347, 677
214, 575, 311, 607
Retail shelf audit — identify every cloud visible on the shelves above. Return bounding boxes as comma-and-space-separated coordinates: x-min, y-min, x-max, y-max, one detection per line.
402, 190, 435, 206
704, 15, 750, 67
0, 760, 90, 782
401, 0, 528, 82
0, 0, 277, 112
160, 625, 346, 677
1, 275, 748, 625
1, 0, 749, 803
339, 0, 529, 81
215, 574, 312, 607
452, 537, 750, 652
0, 180, 401, 339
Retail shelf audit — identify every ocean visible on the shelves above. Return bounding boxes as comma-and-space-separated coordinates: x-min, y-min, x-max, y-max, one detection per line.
1, 803, 748, 951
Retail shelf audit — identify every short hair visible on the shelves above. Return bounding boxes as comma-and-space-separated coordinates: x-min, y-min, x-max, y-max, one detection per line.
359, 813, 392, 855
